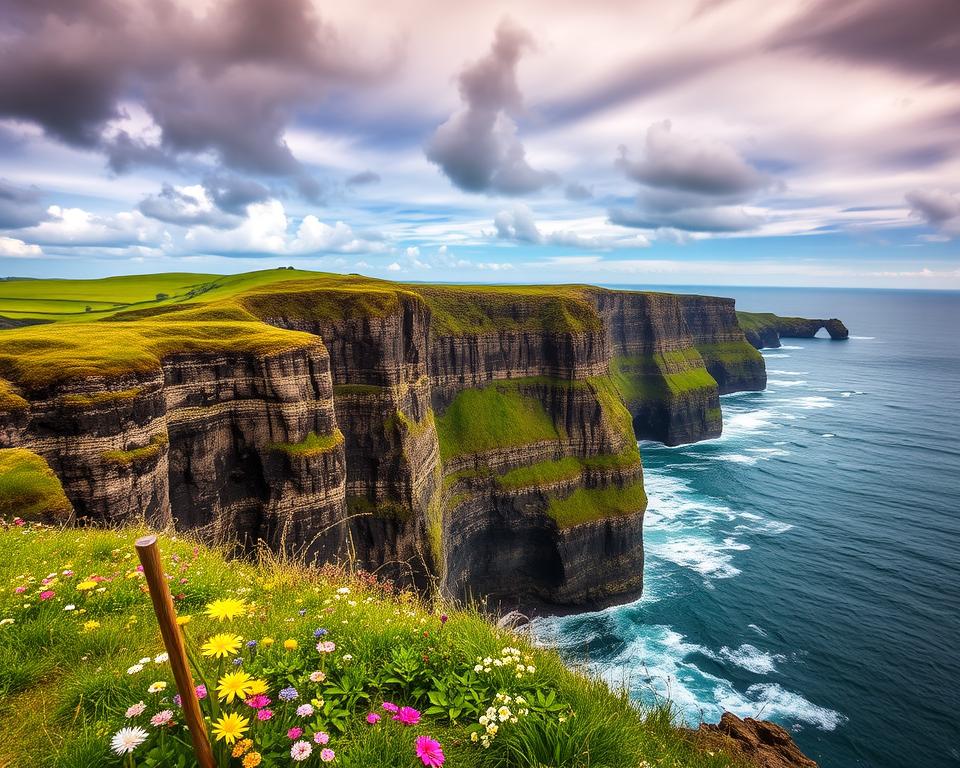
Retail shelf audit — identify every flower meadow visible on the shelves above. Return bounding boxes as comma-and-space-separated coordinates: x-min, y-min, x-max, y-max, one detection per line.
0, 519, 740, 768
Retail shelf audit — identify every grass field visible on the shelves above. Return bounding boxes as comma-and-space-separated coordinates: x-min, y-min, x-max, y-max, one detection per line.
0, 522, 741, 768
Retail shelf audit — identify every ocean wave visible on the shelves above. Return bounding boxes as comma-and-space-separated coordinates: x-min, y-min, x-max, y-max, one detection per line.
849, 335, 875, 340
722, 409, 776, 437
779, 345, 805, 350
792, 396, 835, 409
762, 353, 790, 358
719, 644, 785, 674
821, 433, 835, 438
768, 379, 808, 387
768, 369, 809, 375
648, 536, 747, 579
715, 683, 847, 731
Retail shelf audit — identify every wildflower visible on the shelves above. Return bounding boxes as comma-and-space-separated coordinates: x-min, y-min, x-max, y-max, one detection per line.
82, 620, 100, 632
278, 686, 298, 702
150, 710, 174, 727
440, 614, 448, 625
337, 587, 350, 595
382, 701, 399, 713
246, 640, 257, 649
148, 681, 167, 694
470, 731, 478, 743
309, 670, 326, 683
196, 684, 208, 699
246, 694, 271, 709
127, 664, 145, 675
415, 736, 445, 767
393, 706, 421, 725
296, 704, 314, 718
139, 657, 151, 664
366, 713, 381, 724
291, 740, 313, 761
288, 726, 304, 740
202, 633, 243, 658
125, 701, 146, 718
284, 638, 298, 651
314, 628, 328, 638
261, 637, 274, 647
205, 598, 246, 622
232, 739, 251, 758
13, 586, 26, 594
110, 726, 149, 755
317, 640, 336, 653
341, 654, 353, 662
243, 752, 262, 768
246, 679, 268, 696
154, 653, 169, 664
218, 671, 255, 703
176, 615, 192, 626
0, 618, 13, 627
76, 580, 97, 591
314, 732, 330, 745
64, 604, 75, 611
257, 709, 274, 721
39, 590, 55, 600
298, 608, 307, 616
212, 712, 250, 745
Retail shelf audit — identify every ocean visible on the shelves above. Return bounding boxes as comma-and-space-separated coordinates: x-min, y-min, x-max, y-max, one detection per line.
534, 287, 960, 768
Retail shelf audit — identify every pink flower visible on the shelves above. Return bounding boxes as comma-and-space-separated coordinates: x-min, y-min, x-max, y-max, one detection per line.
381, 701, 399, 714
13, 586, 26, 594
246, 694, 271, 709
288, 727, 304, 740
39, 590, 55, 600
257, 709, 274, 721
440, 614, 448, 625
313, 731, 330, 745
393, 706, 421, 725
290, 741, 312, 762
415, 736, 445, 767
316, 640, 336, 653
195, 685, 207, 700
125, 701, 146, 718
150, 710, 173, 727
320, 748, 335, 762
366, 712, 381, 724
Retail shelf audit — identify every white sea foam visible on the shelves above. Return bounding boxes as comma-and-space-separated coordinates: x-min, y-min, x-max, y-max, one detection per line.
748, 623, 768, 637
768, 370, 809, 375
715, 684, 847, 731
840, 391, 864, 398
720, 644, 785, 674
713, 453, 759, 465
779, 345, 805, 350
768, 379, 808, 387
821, 433, 835, 438
762, 353, 790, 358
722, 409, 775, 437
849, 336, 875, 340
649, 536, 747, 579
793, 396, 834, 409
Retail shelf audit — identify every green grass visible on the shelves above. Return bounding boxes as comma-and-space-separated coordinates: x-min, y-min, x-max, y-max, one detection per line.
0, 320, 324, 388
270, 429, 344, 458
101, 433, 169, 467
0, 524, 739, 768
0, 449, 72, 519
0, 377, 28, 412
546, 478, 647, 528
434, 382, 564, 460
610, 353, 718, 404
495, 450, 642, 492
695, 342, 763, 366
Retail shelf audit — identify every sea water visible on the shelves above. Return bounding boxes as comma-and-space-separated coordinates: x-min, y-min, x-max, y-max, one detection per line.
534, 288, 960, 767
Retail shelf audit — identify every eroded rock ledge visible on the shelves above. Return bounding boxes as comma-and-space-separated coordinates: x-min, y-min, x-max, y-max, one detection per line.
737, 311, 849, 349
0, 275, 771, 609
695, 713, 818, 768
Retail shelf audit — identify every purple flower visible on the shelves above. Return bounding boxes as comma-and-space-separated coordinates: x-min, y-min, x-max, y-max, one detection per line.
314, 628, 328, 638
232, 657, 243, 666
246, 640, 257, 649
279, 687, 299, 702
196, 685, 207, 700
298, 608, 307, 616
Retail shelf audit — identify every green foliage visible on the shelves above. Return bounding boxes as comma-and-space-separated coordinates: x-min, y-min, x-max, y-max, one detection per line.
270, 429, 344, 458
610, 352, 718, 405
546, 478, 647, 528
101, 433, 169, 467
695, 341, 764, 366
435, 381, 565, 460
0, 448, 72, 518
0, 377, 28, 412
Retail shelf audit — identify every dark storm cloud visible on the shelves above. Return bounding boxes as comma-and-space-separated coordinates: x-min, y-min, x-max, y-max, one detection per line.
346, 170, 382, 187
564, 182, 593, 201
777, 0, 960, 82
202, 174, 271, 215
137, 183, 237, 228
0, 0, 394, 188
425, 20, 559, 195
0, 180, 48, 229
610, 121, 775, 233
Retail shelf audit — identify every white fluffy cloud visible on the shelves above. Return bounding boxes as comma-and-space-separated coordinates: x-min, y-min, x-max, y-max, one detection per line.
0, 236, 43, 258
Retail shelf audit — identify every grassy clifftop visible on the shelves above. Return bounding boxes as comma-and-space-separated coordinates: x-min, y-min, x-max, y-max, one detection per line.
0, 522, 741, 768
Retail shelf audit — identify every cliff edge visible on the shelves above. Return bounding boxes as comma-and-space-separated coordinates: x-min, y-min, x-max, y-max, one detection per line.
737, 311, 849, 349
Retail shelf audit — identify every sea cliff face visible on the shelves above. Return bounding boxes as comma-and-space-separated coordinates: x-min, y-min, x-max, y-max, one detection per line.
0, 276, 769, 610
737, 311, 849, 349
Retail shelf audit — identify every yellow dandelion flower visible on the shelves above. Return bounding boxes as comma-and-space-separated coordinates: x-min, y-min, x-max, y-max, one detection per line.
82, 620, 100, 632
247, 679, 269, 696
283, 638, 298, 651
212, 712, 249, 745
76, 580, 97, 591
243, 752, 262, 768
148, 681, 167, 694
217, 670, 255, 703
201, 633, 243, 659
176, 615, 192, 626
204, 598, 246, 622
261, 637, 274, 647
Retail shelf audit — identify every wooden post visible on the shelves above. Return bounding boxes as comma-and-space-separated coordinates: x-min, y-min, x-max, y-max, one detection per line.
136, 535, 217, 768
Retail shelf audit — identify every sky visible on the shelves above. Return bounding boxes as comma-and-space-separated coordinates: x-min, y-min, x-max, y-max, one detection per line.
1, 0, 959, 288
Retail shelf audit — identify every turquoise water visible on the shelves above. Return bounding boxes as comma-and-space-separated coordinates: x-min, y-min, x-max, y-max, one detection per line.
535, 288, 960, 767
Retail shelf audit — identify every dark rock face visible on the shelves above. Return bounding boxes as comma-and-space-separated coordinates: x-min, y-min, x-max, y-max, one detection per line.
697, 712, 818, 768
1, 286, 770, 610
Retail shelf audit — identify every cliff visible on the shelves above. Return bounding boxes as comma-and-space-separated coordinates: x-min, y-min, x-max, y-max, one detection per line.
0, 271, 768, 610
737, 311, 849, 349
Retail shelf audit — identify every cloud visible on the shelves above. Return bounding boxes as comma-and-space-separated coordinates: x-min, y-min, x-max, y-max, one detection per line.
425, 20, 558, 195
185, 199, 389, 256
0, 0, 394, 188
386, 261, 402, 271
202, 174, 271, 215
0, 180, 48, 229
610, 121, 776, 233
17, 205, 162, 247
494, 204, 651, 248
906, 188, 960, 236
138, 184, 239, 228
346, 170, 381, 187
778, 0, 960, 83
564, 182, 594, 201
0, 236, 43, 258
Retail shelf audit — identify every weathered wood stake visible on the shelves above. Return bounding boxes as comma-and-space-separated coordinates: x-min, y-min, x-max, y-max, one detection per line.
135, 534, 216, 768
